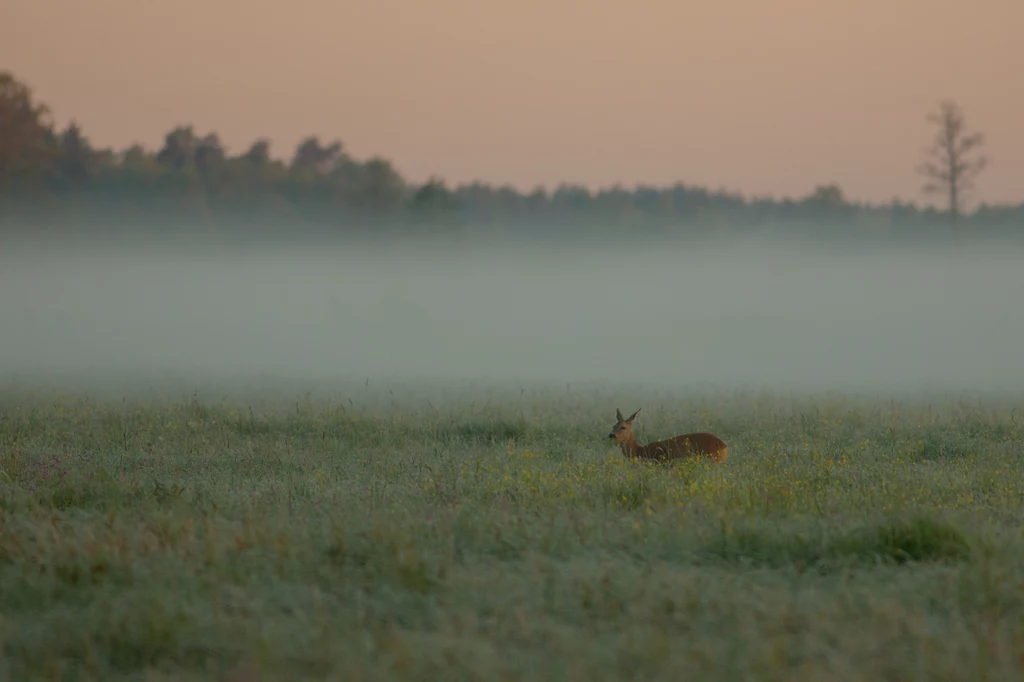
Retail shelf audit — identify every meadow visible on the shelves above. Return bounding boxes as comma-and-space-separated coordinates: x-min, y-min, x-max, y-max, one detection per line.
2, 380, 1024, 681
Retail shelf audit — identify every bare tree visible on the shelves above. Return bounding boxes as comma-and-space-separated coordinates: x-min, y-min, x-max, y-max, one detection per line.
916, 99, 987, 225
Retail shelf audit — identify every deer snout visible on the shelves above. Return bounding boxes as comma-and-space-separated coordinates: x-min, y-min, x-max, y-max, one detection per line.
608, 433, 616, 439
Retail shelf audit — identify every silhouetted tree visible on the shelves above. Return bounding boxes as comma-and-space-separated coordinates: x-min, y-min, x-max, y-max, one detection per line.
806, 184, 844, 208
916, 99, 987, 226
410, 176, 457, 218
291, 137, 343, 174
801, 183, 851, 221
355, 157, 406, 211
551, 184, 591, 213
119, 144, 157, 170
54, 121, 99, 189
193, 133, 225, 172
240, 139, 272, 166
156, 126, 199, 169
526, 186, 548, 211
0, 71, 55, 191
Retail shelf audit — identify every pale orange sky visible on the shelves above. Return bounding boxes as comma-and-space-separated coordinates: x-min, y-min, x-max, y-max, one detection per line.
2, 0, 1021, 205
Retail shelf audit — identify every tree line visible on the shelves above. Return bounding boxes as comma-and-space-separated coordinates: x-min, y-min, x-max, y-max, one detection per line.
1, 69, 1019, 239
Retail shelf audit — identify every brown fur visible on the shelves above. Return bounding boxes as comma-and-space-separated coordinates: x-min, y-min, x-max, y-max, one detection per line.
608, 408, 727, 463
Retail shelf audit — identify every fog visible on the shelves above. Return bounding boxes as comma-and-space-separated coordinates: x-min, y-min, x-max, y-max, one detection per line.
2, 231, 1022, 396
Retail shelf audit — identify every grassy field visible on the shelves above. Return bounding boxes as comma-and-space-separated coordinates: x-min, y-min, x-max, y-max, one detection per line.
1, 381, 1024, 681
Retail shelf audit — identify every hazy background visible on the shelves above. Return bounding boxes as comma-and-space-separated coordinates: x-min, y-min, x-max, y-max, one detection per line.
3, 237, 1022, 396
3, 0, 1022, 206
3, 1, 1023, 402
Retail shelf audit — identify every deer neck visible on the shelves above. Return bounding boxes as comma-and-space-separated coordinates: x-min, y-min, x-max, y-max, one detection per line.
619, 432, 644, 459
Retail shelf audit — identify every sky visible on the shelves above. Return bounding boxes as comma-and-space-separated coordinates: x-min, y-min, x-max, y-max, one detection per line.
2, 0, 1021, 206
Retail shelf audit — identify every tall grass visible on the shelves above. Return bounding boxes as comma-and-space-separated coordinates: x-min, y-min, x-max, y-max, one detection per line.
1, 382, 1023, 680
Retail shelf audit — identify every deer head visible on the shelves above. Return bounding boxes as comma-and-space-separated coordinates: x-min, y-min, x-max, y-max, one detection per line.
609, 407, 641, 443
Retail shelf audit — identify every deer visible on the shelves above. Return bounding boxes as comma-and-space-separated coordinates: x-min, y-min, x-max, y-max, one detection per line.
608, 408, 728, 463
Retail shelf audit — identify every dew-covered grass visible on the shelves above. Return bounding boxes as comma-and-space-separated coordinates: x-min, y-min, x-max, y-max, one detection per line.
1, 381, 1023, 681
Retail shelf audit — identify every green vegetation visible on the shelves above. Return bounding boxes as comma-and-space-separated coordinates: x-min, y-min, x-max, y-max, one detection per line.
2, 69, 1021, 238
2, 383, 1023, 680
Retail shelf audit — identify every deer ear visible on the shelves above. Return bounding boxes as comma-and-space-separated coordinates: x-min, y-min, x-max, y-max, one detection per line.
627, 408, 641, 422
616, 408, 624, 422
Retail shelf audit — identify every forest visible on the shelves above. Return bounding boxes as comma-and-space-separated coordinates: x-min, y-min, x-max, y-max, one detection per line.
1, 69, 1021, 240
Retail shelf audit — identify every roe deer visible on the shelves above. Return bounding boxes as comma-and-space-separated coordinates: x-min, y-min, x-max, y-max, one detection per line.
608, 408, 727, 463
